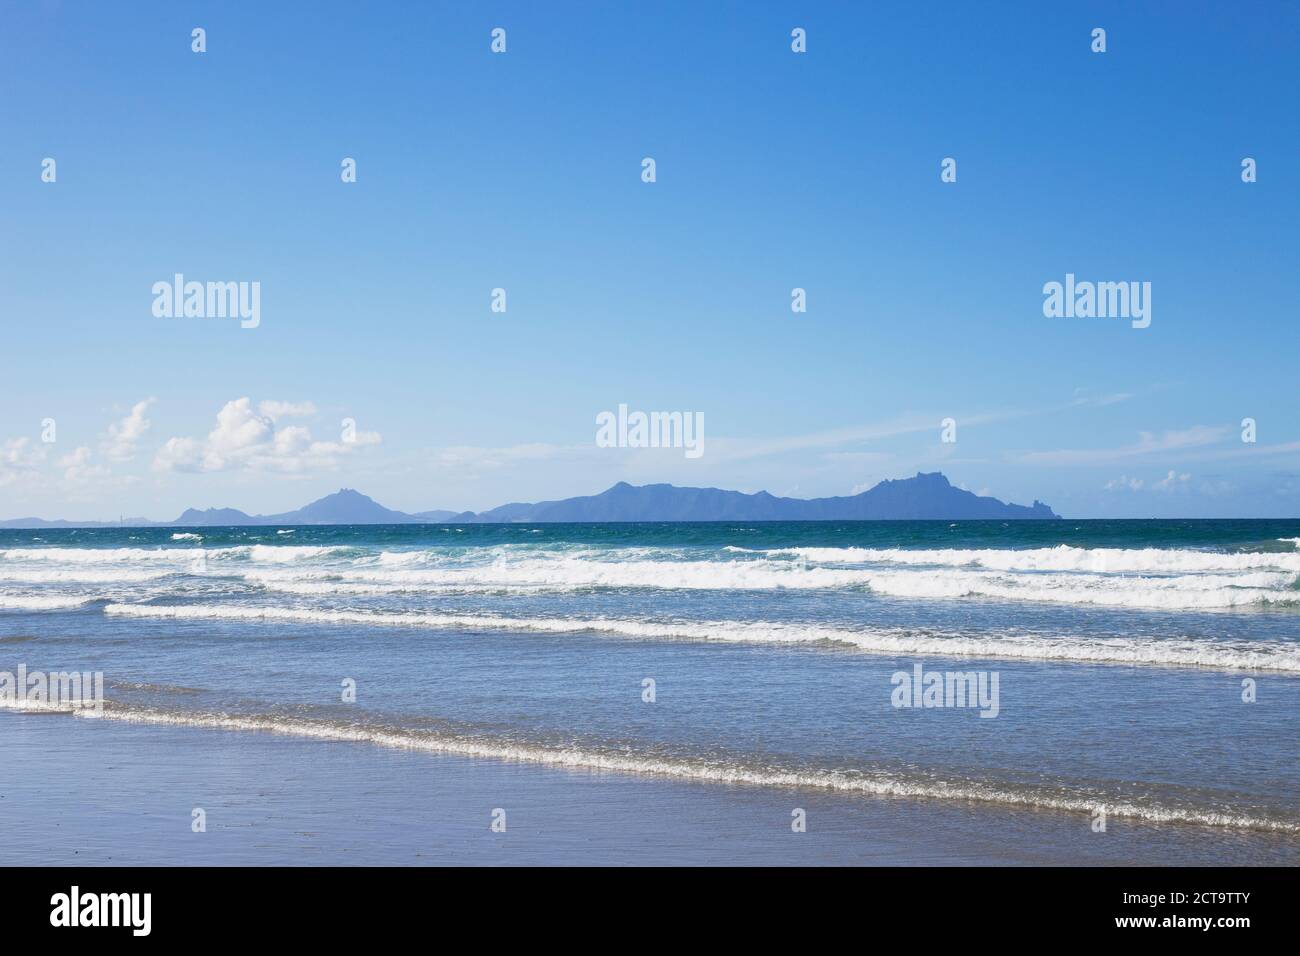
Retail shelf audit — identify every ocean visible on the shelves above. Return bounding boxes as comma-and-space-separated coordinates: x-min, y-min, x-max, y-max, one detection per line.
2, 519, 1298, 864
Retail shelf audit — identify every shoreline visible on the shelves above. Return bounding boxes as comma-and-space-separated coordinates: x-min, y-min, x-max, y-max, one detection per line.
3, 711, 1296, 866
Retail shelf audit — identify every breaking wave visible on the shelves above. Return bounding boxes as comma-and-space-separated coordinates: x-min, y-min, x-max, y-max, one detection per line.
101, 603, 1300, 671
72, 703, 1300, 835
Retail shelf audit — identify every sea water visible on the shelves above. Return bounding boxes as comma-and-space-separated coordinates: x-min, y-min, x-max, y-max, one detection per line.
1, 520, 1298, 857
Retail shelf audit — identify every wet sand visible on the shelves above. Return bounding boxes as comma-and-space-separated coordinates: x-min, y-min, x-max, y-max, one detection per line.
2, 711, 1295, 866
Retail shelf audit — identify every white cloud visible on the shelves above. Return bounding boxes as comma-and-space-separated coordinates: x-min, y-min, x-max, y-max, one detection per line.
206, 398, 274, 468
1104, 475, 1145, 492
153, 436, 205, 473
706, 400, 1072, 465
60, 446, 111, 485
2, 437, 43, 469
1153, 470, 1191, 491
1104, 471, 1192, 493
153, 398, 380, 475
0, 437, 47, 487
103, 398, 155, 461
1017, 425, 1230, 466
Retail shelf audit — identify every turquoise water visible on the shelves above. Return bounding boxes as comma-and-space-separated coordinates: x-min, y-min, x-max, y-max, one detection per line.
2, 520, 1299, 857
7, 517, 1299, 551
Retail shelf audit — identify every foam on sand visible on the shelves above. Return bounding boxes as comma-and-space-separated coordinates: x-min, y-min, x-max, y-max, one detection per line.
73, 702, 1300, 835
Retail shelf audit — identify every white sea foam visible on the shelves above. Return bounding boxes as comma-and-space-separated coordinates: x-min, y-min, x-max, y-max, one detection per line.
760, 544, 1300, 574
0, 593, 95, 610
0, 547, 200, 564
0, 568, 170, 584
0, 545, 347, 565
8, 541, 1300, 609
851, 568, 1298, 609
0, 696, 90, 714
77, 703, 1300, 834
247, 578, 555, 597
238, 545, 346, 563
101, 603, 1300, 671
374, 550, 429, 567
241, 559, 858, 591
170, 533, 203, 542
233, 557, 1300, 608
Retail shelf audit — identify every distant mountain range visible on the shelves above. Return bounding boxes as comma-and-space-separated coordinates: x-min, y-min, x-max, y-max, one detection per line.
0, 473, 1059, 528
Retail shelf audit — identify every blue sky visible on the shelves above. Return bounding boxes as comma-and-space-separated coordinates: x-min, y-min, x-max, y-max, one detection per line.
2, 1, 1298, 519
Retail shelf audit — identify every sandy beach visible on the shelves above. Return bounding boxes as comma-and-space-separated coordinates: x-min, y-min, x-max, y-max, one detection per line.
3, 710, 1296, 866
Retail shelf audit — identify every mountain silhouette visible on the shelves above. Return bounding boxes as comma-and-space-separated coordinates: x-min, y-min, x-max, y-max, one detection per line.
439, 473, 1057, 522
0, 473, 1059, 527
172, 489, 415, 526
